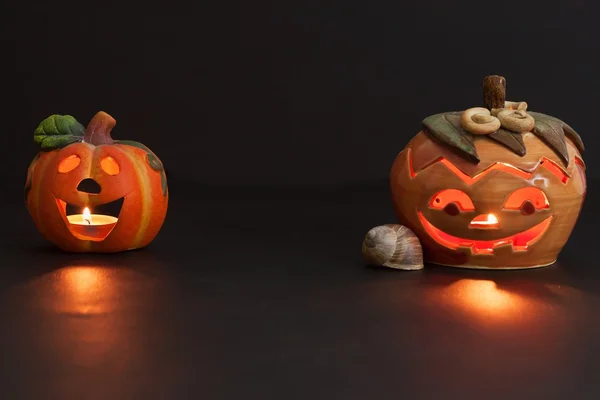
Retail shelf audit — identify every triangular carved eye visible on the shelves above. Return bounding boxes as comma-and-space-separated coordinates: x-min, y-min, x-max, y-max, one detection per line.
503, 187, 549, 212
429, 189, 475, 212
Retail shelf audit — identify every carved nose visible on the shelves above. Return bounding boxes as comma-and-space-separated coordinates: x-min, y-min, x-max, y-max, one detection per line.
77, 178, 101, 194
469, 213, 499, 229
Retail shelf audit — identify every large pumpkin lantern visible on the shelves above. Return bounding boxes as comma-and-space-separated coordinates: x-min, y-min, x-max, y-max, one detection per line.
365, 76, 586, 270
25, 111, 168, 253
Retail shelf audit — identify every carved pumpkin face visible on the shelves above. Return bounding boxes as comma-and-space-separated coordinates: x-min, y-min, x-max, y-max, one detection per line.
25, 112, 168, 253
390, 130, 586, 269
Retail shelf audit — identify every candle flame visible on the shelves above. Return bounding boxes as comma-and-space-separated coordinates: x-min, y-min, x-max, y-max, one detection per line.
486, 213, 498, 224
471, 213, 498, 226
83, 207, 92, 225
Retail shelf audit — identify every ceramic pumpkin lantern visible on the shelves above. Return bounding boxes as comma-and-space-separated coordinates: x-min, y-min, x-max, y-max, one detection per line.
373, 76, 586, 270
25, 111, 169, 253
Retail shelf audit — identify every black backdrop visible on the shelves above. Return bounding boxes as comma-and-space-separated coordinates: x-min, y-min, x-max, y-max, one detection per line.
3, 0, 600, 190
3, 3, 600, 398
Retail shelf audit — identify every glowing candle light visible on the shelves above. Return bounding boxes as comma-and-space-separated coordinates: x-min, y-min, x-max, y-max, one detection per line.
83, 207, 92, 225
474, 213, 498, 225
470, 213, 499, 228
66, 207, 118, 241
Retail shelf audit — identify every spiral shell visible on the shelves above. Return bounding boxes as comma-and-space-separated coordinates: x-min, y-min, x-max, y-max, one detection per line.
497, 109, 535, 132
362, 224, 424, 270
461, 107, 501, 135
492, 101, 528, 116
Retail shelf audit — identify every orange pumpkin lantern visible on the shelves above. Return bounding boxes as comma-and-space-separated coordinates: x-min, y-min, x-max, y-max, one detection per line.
25, 111, 169, 253
389, 76, 586, 269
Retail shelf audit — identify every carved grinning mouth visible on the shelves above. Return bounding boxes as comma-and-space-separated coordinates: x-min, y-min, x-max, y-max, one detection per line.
418, 211, 553, 255
55, 197, 125, 241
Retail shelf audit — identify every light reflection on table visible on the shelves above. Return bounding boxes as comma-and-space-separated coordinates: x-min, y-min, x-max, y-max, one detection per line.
438, 278, 530, 320
419, 268, 585, 327
12, 261, 164, 370
54, 266, 115, 315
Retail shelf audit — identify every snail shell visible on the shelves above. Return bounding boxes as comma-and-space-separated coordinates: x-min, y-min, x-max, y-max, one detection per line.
461, 107, 501, 135
362, 224, 424, 270
491, 101, 528, 116
497, 109, 535, 132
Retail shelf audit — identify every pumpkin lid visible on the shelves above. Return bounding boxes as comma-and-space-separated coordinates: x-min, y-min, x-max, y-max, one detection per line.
421, 75, 585, 166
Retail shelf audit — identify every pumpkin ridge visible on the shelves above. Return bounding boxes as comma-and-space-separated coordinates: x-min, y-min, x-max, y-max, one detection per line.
117, 146, 152, 249
115, 140, 167, 197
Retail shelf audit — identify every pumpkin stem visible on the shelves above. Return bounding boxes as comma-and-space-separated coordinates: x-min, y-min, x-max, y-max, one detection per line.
483, 75, 506, 110
84, 111, 116, 145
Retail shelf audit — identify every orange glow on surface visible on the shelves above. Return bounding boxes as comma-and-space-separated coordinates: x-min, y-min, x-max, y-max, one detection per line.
418, 211, 552, 254
441, 279, 526, 317
429, 189, 475, 211
574, 156, 585, 170
503, 187, 549, 210
100, 156, 120, 175
57, 155, 81, 173
59, 267, 112, 315
10, 265, 162, 369
539, 159, 568, 184
469, 213, 499, 229
41, 266, 118, 366
407, 149, 570, 185
69, 267, 99, 294
455, 280, 517, 311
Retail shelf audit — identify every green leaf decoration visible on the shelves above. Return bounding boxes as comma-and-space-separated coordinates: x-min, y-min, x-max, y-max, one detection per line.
529, 112, 584, 153
529, 113, 569, 165
115, 140, 168, 197
488, 128, 526, 156
422, 112, 480, 163
24, 154, 40, 204
33, 115, 84, 151
146, 153, 164, 171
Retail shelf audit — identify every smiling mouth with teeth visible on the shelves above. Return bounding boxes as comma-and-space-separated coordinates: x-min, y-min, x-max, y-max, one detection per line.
55, 197, 125, 241
417, 211, 553, 255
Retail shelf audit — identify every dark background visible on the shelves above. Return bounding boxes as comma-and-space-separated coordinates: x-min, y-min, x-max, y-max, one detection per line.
2, 1, 600, 399
3, 0, 600, 190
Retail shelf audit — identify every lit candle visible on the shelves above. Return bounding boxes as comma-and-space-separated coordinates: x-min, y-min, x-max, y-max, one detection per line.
471, 213, 498, 226
469, 213, 499, 229
66, 207, 118, 241
83, 207, 92, 225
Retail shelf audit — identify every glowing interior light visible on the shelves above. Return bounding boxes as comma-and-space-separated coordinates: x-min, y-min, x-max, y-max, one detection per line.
407, 148, 570, 185
83, 207, 92, 225
418, 211, 553, 255
471, 213, 498, 226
